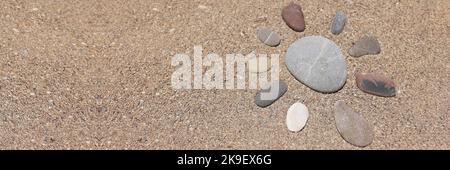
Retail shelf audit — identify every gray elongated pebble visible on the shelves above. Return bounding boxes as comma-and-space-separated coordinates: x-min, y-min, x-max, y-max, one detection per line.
257, 27, 281, 47
285, 36, 347, 93
255, 80, 287, 108
335, 101, 374, 147
349, 36, 381, 57
330, 11, 347, 35
286, 102, 309, 132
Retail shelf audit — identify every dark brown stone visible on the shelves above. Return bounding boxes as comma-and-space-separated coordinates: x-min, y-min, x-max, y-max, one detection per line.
282, 2, 305, 32
355, 73, 396, 97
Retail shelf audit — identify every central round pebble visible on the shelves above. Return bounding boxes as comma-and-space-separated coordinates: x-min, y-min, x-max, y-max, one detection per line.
285, 36, 347, 93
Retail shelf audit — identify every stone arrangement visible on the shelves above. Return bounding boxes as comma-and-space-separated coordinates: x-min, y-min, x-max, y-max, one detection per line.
253, 2, 396, 147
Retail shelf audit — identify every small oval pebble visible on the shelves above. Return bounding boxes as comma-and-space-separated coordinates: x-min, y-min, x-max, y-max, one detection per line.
285, 36, 347, 93
355, 72, 396, 97
248, 56, 272, 73
349, 36, 381, 57
286, 102, 309, 132
257, 27, 281, 47
255, 80, 287, 108
330, 11, 347, 35
334, 101, 374, 147
282, 2, 306, 32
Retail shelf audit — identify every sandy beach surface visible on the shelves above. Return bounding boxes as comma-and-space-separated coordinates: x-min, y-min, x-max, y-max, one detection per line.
0, 0, 449, 149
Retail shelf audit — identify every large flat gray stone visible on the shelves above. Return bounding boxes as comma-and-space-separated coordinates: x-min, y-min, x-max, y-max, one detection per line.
285, 36, 347, 93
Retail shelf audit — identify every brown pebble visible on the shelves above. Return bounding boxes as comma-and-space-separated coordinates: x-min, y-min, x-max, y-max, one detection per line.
282, 2, 306, 32
349, 36, 381, 57
355, 72, 396, 97
335, 101, 374, 147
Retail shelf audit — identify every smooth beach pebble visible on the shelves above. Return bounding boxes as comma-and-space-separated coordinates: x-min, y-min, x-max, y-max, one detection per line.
282, 2, 306, 32
334, 101, 374, 147
285, 36, 347, 93
330, 11, 347, 35
248, 56, 272, 73
255, 80, 287, 108
257, 27, 281, 47
355, 73, 396, 97
286, 102, 309, 132
349, 36, 381, 57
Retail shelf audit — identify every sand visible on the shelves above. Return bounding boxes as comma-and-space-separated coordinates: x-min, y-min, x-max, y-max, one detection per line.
0, 0, 448, 149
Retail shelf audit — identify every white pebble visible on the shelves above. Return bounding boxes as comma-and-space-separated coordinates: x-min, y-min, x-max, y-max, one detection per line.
286, 102, 309, 132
